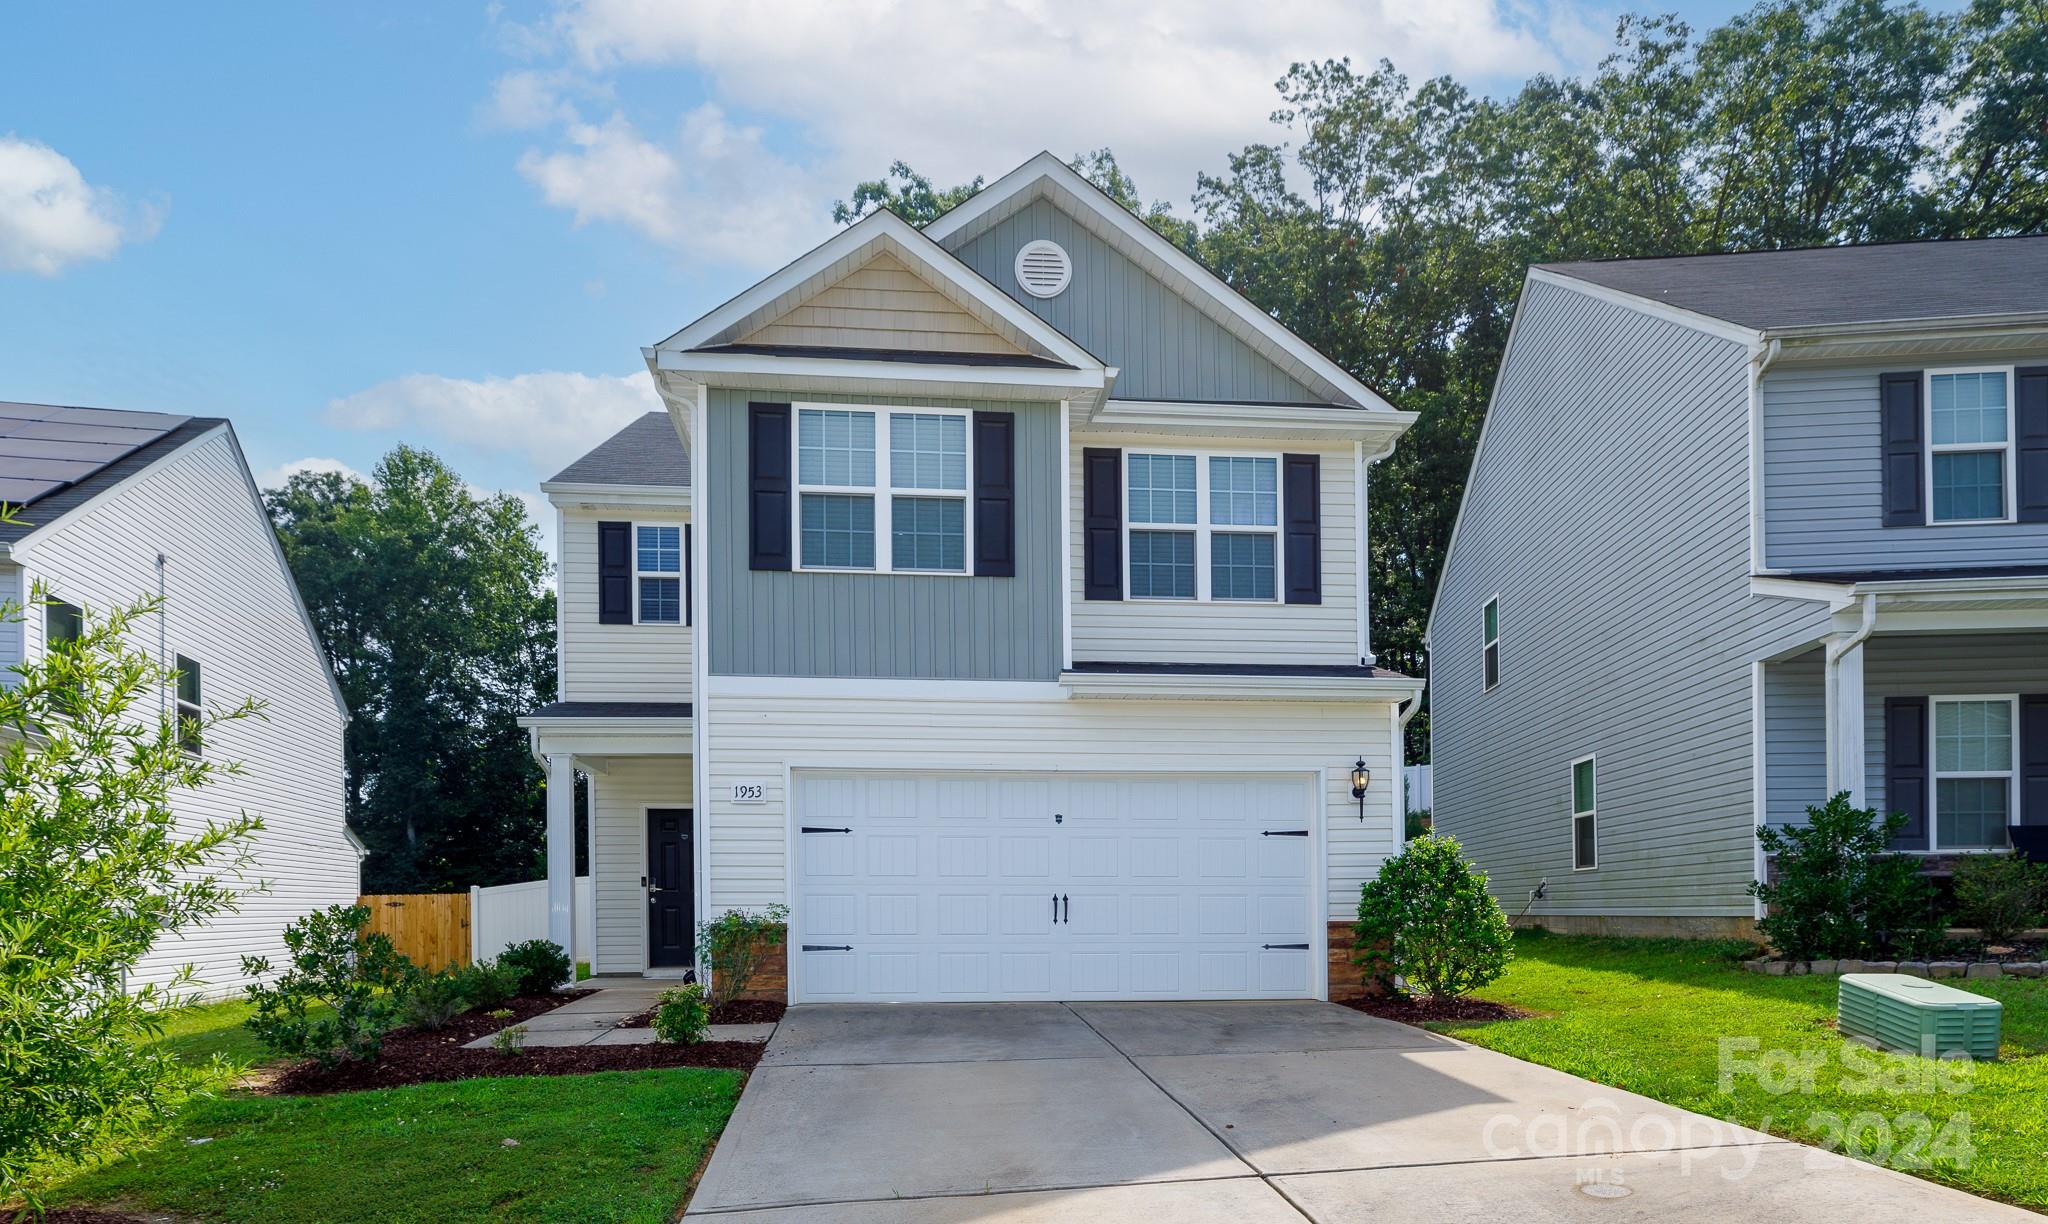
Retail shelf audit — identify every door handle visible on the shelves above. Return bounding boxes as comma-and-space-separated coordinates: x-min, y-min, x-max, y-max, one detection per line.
1062, 894, 1070, 924
1053, 893, 1058, 925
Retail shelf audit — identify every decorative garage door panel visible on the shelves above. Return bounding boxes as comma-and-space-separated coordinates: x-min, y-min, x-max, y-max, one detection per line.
791, 772, 1316, 1002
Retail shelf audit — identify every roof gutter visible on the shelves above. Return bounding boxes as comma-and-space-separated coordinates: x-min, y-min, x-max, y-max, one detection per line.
1764, 309, 2048, 342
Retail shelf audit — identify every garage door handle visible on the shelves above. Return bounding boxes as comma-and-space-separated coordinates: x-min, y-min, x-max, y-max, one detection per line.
1261, 829, 1309, 837
1262, 943, 1310, 950
1062, 894, 1069, 924
801, 944, 852, 952
801, 826, 851, 834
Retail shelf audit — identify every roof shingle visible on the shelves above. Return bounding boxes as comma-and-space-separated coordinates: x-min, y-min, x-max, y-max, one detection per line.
547, 412, 690, 488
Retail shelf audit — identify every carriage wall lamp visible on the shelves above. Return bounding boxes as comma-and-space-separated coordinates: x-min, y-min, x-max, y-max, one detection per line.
1350, 757, 1371, 819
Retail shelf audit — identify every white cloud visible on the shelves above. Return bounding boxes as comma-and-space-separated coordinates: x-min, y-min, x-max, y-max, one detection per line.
0, 134, 160, 277
257, 456, 367, 489
323, 369, 660, 475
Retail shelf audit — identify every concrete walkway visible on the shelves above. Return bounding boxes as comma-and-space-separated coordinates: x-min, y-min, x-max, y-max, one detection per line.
684, 1000, 2032, 1222
460, 980, 775, 1049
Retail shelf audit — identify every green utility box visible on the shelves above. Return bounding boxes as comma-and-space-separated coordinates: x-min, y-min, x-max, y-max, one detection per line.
1838, 973, 2002, 1060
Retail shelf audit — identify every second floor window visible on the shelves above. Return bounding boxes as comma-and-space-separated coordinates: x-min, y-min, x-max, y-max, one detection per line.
796, 406, 969, 573
45, 600, 82, 650
1928, 369, 2013, 524
1483, 596, 1500, 691
637, 525, 682, 623
1125, 452, 1279, 602
174, 654, 202, 756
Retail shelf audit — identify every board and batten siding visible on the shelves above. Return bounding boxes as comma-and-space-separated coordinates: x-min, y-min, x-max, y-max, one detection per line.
1069, 432, 1360, 665
1431, 278, 1828, 920
590, 755, 693, 974
1761, 356, 2048, 572
16, 428, 353, 995
558, 506, 693, 704
944, 196, 1317, 403
737, 251, 1025, 355
705, 388, 1062, 680
700, 689, 1400, 924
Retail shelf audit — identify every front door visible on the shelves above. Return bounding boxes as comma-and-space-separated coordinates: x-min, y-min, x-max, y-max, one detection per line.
647, 808, 694, 968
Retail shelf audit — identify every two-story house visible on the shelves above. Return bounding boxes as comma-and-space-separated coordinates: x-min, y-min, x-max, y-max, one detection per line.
1, 401, 358, 993
1429, 238, 2048, 937
523, 153, 1422, 1002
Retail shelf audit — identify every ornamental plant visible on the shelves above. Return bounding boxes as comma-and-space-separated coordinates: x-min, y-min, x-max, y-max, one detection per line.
1749, 794, 1944, 959
242, 904, 414, 1067
652, 983, 711, 1044
498, 938, 572, 995
698, 905, 790, 1009
1951, 852, 2047, 946
0, 584, 263, 1208
1353, 834, 1514, 998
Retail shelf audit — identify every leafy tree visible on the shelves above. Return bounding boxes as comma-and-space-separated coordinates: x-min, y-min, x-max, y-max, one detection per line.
0, 585, 261, 1206
242, 904, 413, 1067
1935, 0, 2048, 236
832, 160, 984, 225
265, 446, 555, 892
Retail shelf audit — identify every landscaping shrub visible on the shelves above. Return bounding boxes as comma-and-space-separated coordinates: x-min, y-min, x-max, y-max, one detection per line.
242, 904, 414, 1067
498, 939, 571, 995
1749, 793, 1944, 959
652, 983, 711, 1044
699, 905, 789, 1008
0, 586, 263, 1207
456, 958, 523, 1011
1952, 853, 2047, 945
397, 966, 472, 1031
1352, 834, 1513, 998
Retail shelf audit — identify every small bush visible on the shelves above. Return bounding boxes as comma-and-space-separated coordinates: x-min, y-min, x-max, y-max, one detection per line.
498, 939, 571, 995
242, 904, 414, 1067
698, 905, 789, 1009
1749, 794, 1944, 959
397, 966, 472, 1031
652, 983, 711, 1044
1952, 853, 2048, 945
490, 1024, 528, 1055
457, 958, 523, 1011
1353, 833, 1513, 998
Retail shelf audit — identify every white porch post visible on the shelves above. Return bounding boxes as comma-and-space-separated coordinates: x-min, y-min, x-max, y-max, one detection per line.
1824, 637, 1867, 808
545, 751, 576, 983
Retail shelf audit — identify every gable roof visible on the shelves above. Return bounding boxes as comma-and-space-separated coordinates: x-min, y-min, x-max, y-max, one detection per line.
1538, 236, 2048, 332
0, 405, 226, 544
546, 412, 691, 489
925, 152, 1399, 411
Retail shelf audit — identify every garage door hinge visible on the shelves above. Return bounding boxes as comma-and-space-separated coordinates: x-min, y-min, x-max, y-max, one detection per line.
1261, 829, 1309, 837
1261, 943, 1310, 950
800, 826, 852, 834
801, 944, 853, 952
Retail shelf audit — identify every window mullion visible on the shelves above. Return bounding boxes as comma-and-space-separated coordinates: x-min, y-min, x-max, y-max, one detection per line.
1196, 456, 1211, 603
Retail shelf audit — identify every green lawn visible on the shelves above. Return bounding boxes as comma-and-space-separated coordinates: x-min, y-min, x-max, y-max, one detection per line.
49, 1068, 744, 1224
146, 997, 283, 1069
1443, 932, 2048, 1210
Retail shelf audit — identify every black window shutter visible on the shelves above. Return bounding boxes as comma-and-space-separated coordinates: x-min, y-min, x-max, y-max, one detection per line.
748, 403, 792, 571
597, 521, 632, 625
972, 411, 1016, 577
1282, 453, 1322, 605
1880, 372, 1924, 527
2022, 694, 2048, 827
684, 524, 694, 626
2018, 366, 2048, 524
1082, 447, 1122, 600
1885, 695, 1929, 851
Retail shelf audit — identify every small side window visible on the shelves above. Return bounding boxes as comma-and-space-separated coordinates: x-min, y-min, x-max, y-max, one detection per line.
1483, 596, 1500, 692
175, 654, 202, 756
1571, 755, 1597, 871
46, 600, 83, 650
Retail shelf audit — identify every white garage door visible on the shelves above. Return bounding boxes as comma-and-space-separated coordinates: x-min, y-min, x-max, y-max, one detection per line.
790, 771, 1319, 1003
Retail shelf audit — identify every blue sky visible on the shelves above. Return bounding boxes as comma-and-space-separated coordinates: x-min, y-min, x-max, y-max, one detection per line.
0, 0, 1758, 556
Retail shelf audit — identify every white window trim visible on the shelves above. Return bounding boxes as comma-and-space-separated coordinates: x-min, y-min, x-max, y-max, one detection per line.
1482, 593, 1501, 693
633, 522, 685, 625
1122, 446, 1283, 604
174, 652, 202, 757
791, 402, 975, 576
1927, 693, 2020, 853
1925, 366, 2016, 526
1570, 753, 1597, 872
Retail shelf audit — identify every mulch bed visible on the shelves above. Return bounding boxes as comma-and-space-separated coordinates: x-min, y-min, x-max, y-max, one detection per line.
1339, 994, 1532, 1025
30, 1212, 162, 1224
619, 998, 787, 1029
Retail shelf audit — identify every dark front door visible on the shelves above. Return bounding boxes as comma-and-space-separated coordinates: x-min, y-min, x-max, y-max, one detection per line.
647, 808, 694, 968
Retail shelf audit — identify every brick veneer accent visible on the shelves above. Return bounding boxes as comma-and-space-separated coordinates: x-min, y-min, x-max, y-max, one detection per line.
735, 925, 789, 1002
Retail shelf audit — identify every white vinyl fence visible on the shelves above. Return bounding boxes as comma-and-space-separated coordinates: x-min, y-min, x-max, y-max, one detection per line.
470, 876, 592, 965
1404, 765, 1432, 815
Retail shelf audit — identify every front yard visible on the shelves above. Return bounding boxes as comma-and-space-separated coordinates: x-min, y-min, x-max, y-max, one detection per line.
1437, 932, 2048, 1211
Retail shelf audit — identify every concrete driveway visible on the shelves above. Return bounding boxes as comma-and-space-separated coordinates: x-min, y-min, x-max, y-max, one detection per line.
685, 1001, 2031, 1222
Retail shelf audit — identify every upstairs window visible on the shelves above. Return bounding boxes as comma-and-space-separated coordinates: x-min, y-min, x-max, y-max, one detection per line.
1483, 596, 1500, 692
174, 654, 202, 756
1932, 696, 2015, 850
1928, 369, 2013, 524
1571, 755, 1596, 870
795, 406, 969, 573
636, 525, 682, 623
1125, 451, 1280, 602
45, 600, 82, 650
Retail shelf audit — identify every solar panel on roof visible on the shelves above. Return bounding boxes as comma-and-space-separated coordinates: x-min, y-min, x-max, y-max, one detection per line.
0, 401, 190, 509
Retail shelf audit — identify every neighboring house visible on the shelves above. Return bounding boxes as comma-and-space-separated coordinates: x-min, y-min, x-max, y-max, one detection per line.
0, 401, 358, 993
1429, 238, 2048, 938
523, 152, 1423, 1003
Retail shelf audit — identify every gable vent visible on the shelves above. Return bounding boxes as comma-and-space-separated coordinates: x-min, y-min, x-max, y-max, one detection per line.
1014, 239, 1072, 299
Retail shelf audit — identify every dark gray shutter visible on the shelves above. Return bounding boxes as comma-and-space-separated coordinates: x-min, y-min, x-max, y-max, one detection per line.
2018, 366, 2048, 524
684, 524, 694, 627
1885, 696, 1929, 851
2022, 694, 2048, 826
1082, 447, 1122, 601
1282, 453, 1321, 605
972, 411, 1015, 577
598, 521, 632, 625
749, 403, 792, 571
1880, 372, 1924, 528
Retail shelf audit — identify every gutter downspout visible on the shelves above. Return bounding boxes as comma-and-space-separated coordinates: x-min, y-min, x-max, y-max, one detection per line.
1747, 336, 1783, 577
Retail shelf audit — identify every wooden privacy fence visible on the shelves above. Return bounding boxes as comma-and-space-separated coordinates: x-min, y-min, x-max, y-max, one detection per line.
359, 892, 471, 969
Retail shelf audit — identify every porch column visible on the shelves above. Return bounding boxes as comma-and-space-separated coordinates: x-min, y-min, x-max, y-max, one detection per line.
544, 751, 576, 985
1824, 636, 1868, 808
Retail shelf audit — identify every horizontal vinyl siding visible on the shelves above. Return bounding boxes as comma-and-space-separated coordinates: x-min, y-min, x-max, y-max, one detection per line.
738, 252, 1024, 355
1070, 433, 1360, 665
701, 690, 1400, 923
1431, 280, 1829, 919
1762, 358, 2048, 571
1859, 631, 2048, 818
591, 756, 693, 974
0, 564, 18, 673
558, 507, 694, 704
945, 196, 1318, 403
707, 388, 1062, 680
1764, 648, 1826, 825
21, 430, 353, 996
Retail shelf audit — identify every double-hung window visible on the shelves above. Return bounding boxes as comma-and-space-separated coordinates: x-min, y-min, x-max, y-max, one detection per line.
45, 600, 82, 650
1927, 368, 2014, 524
1482, 596, 1500, 692
796, 406, 969, 573
1125, 451, 1279, 602
1931, 696, 2017, 850
1571, 755, 1596, 870
175, 654, 202, 757
636, 525, 682, 623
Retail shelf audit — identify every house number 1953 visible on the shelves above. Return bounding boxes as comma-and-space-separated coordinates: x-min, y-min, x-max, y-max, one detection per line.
731, 781, 767, 803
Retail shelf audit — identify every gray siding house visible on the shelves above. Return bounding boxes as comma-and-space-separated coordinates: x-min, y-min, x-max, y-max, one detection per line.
1430, 239, 2048, 936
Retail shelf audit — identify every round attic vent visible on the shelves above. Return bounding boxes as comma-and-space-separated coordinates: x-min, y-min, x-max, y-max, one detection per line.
1014, 239, 1072, 298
